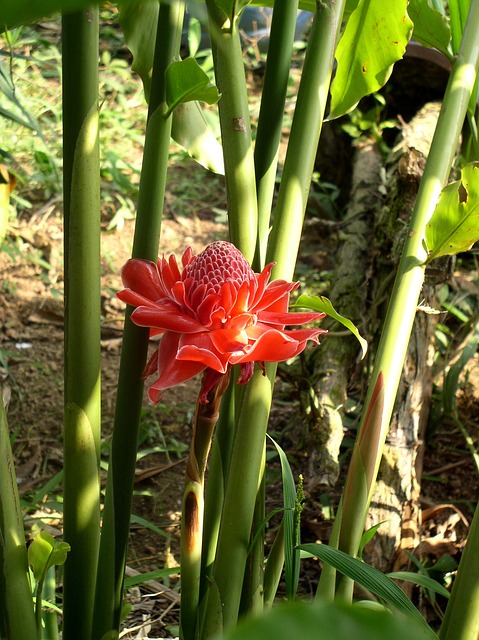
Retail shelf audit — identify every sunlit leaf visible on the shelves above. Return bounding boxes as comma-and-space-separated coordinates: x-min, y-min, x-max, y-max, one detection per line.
300, 543, 430, 630
328, 0, 413, 119
171, 102, 224, 174
408, 0, 451, 56
28, 530, 70, 582
425, 162, 479, 262
387, 571, 450, 599
293, 294, 367, 358
165, 58, 220, 117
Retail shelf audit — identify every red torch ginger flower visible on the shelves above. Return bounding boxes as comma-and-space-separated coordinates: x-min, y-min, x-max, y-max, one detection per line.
118, 241, 326, 403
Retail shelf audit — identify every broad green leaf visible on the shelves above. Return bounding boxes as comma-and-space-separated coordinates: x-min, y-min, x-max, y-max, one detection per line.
300, 543, 429, 630
216, 598, 437, 640
28, 530, 70, 582
329, 0, 413, 119
293, 294, 368, 358
171, 102, 224, 174
408, 0, 451, 56
118, 0, 158, 103
165, 58, 220, 117
0, 0, 95, 29
425, 162, 479, 263
387, 571, 450, 599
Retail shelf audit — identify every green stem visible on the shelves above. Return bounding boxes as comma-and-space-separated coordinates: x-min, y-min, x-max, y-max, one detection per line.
334, 0, 479, 601
0, 401, 38, 640
91, 3, 185, 637
61, 10, 101, 639
42, 566, 59, 640
201, 365, 276, 637
266, 0, 346, 282
181, 374, 230, 640
253, 0, 300, 270
263, 521, 285, 608
205, 0, 257, 262
439, 498, 479, 640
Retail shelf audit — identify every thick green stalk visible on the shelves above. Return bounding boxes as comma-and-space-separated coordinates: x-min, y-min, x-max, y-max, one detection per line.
181, 374, 230, 640
253, 0, 300, 270
91, 3, 185, 637
0, 401, 38, 640
266, 0, 346, 281
62, 10, 101, 639
334, 0, 479, 601
205, 0, 257, 262
201, 365, 276, 637
439, 497, 479, 640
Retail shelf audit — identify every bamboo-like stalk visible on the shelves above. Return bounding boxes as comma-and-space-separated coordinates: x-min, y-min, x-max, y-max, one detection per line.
266, 0, 347, 282
205, 0, 258, 263
91, 3, 185, 637
181, 373, 230, 640
253, 0, 300, 270
201, 365, 276, 637
0, 401, 38, 640
61, 10, 101, 639
333, 0, 479, 601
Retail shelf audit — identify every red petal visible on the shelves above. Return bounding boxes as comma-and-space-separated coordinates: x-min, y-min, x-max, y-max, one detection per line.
231, 327, 321, 364
209, 328, 248, 353
250, 262, 274, 308
176, 333, 230, 373
121, 259, 164, 300
148, 332, 205, 400
130, 305, 205, 333
117, 288, 160, 309
252, 279, 297, 313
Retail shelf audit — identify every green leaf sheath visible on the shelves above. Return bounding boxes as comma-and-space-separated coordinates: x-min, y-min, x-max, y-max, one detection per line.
253, 0, 300, 270
62, 10, 101, 640
266, 0, 347, 282
205, 0, 258, 263
0, 402, 38, 640
92, 3, 185, 638
333, 0, 479, 601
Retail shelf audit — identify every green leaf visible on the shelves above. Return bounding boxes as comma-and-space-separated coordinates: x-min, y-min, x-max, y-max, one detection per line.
267, 435, 300, 599
216, 598, 437, 640
358, 521, 387, 559
329, 0, 413, 119
28, 530, 70, 582
118, 0, 159, 103
165, 58, 220, 117
123, 566, 180, 589
171, 102, 224, 174
408, 0, 451, 56
425, 162, 479, 263
293, 294, 368, 358
300, 543, 429, 629
387, 571, 450, 599
0, 0, 98, 29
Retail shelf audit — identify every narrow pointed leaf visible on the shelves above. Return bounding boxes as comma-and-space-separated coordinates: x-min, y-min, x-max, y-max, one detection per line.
165, 58, 220, 117
329, 0, 413, 119
387, 571, 450, 599
425, 162, 479, 262
293, 294, 367, 358
300, 543, 428, 628
408, 0, 451, 56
